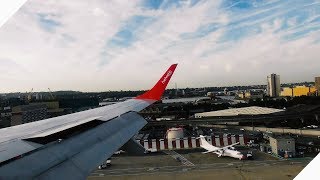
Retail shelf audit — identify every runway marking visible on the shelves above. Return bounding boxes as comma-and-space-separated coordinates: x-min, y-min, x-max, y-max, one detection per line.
163, 150, 195, 166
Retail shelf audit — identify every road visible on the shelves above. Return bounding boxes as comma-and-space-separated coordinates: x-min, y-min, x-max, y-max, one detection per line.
146, 113, 313, 126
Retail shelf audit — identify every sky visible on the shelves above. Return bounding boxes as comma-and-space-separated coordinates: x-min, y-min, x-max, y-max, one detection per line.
0, 0, 320, 93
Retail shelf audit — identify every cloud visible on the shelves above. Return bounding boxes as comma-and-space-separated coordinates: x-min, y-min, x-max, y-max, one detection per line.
0, 0, 319, 92
36, 13, 61, 32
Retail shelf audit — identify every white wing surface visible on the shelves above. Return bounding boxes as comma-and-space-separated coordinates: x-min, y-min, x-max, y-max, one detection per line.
0, 64, 178, 180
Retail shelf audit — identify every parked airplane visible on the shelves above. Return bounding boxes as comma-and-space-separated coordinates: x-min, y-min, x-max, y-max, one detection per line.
197, 135, 247, 160
0, 64, 177, 179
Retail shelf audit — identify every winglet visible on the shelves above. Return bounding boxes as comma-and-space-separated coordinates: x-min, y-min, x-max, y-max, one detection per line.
135, 64, 178, 101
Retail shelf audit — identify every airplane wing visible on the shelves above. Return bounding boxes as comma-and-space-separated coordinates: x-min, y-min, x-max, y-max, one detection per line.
202, 142, 239, 155
0, 64, 177, 180
222, 142, 240, 149
202, 150, 221, 154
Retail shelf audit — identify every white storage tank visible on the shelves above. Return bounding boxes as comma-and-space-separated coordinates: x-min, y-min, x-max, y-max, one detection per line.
166, 127, 184, 140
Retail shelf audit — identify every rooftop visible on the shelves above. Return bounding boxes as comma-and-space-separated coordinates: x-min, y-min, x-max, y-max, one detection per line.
195, 106, 284, 118
162, 97, 210, 104
269, 135, 295, 141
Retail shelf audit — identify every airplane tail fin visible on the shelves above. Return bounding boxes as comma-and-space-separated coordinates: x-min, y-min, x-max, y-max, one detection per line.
135, 64, 178, 101
197, 135, 212, 148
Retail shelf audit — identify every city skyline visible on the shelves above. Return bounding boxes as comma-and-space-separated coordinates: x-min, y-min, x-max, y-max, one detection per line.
0, 0, 320, 92
0, 79, 317, 94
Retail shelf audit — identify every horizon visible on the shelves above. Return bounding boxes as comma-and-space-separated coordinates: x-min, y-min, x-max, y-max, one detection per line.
0, 80, 316, 94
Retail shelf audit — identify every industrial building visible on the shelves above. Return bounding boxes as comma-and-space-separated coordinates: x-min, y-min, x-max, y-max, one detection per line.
267, 73, 281, 97
316, 77, 320, 95
269, 136, 295, 158
1, 101, 70, 128
31, 101, 69, 118
237, 90, 264, 99
0, 106, 11, 128
281, 86, 317, 97
11, 104, 47, 126
166, 127, 185, 139
162, 97, 211, 104
195, 106, 284, 118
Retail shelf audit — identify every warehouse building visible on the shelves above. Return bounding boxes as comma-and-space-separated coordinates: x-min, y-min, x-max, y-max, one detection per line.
316, 77, 320, 95
195, 106, 284, 118
281, 86, 317, 97
166, 127, 184, 140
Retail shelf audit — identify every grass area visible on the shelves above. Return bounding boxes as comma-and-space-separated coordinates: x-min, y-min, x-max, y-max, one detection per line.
252, 150, 278, 161
108, 153, 181, 169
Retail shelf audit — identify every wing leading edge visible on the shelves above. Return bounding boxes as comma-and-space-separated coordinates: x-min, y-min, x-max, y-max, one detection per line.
0, 64, 178, 179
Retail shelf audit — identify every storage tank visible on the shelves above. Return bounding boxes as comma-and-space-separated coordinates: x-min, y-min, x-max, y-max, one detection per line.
166, 127, 184, 140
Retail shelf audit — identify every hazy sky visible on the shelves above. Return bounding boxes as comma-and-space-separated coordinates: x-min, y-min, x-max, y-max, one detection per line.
0, 0, 320, 92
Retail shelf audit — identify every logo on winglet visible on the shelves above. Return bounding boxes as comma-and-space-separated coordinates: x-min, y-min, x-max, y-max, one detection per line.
161, 70, 172, 84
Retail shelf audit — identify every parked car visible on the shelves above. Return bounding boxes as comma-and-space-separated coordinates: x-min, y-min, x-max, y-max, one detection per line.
114, 150, 125, 155
307, 142, 314, 146
98, 158, 111, 169
246, 151, 253, 160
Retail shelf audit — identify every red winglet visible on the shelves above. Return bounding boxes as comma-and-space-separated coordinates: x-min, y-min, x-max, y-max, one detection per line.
135, 64, 178, 101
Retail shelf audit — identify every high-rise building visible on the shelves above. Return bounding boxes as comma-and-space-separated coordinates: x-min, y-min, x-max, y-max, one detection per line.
267, 74, 280, 97
315, 77, 320, 95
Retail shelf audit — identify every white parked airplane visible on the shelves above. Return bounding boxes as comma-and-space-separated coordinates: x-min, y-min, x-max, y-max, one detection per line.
197, 135, 246, 160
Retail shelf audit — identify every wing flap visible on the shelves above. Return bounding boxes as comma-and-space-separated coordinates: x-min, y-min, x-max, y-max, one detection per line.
0, 140, 43, 164
27, 116, 103, 138
201, 148, 222, 154
202, 151, 222, 156
202, 150, 214, 154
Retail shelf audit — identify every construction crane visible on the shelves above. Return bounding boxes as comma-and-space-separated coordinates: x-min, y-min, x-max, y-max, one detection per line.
27, 88, 33, 101
48, 88, 55, 100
